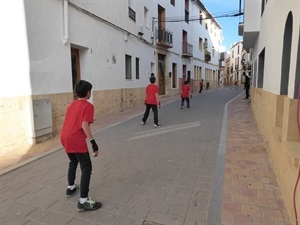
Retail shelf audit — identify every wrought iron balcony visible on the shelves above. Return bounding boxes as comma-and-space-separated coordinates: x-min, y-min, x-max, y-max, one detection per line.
205, 50, 211, 61
155, 27, 173, 48
182, 42, 193, 58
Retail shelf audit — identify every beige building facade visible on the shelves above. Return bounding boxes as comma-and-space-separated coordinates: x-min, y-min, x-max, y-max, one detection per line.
229, 41, 244, 85
241, 0, 300, 223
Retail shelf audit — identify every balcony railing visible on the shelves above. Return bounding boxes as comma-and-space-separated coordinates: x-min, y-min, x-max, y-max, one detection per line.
155, 27, 173, 48
182, 42, 193, 57
205, 50, 211, 61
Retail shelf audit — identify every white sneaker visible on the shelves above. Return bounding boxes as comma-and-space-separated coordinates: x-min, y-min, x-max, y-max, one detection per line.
154, 123, 160, 127
141, 121, 145, 125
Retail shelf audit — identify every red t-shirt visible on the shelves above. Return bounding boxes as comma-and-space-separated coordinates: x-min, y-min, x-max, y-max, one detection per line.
60, 99, 94, 153
181, 85, 190, 98
145, 83, 159, 104
200, 81, 204, 87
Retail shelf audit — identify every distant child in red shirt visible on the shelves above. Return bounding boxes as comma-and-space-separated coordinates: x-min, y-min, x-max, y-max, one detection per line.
181, 80, 191, 109
231, 80, 238, 90
199, 79, 204, 93
141, 76, 161, 127
60, 80, 102, 212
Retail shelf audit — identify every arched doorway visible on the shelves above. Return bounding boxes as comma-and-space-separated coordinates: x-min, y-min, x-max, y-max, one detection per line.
280, 12, 293, 95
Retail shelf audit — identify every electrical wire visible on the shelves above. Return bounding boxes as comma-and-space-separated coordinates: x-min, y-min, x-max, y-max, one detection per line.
153, 10, 243, 23
294, 167, 300, 225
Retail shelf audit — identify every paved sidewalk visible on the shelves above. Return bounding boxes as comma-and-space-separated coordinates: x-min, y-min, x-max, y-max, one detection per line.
222, 97, 292, 225
0, 92, 292, 225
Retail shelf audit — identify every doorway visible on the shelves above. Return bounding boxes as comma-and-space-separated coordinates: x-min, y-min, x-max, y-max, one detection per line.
280, 12, 293, 95
71, 48, 81, 99
158, 54, 166, 95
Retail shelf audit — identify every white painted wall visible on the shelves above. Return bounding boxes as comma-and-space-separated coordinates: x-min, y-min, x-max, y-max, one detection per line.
243, 0, 261, 33
0, 1, 31, 97
68, 5, 155, 90
24, 0, 72, 95
2, 0, 223, 97
249, 0, 299, 96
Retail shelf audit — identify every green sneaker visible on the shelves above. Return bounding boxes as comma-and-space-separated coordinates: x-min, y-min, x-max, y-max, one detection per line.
77, 198, 102, 212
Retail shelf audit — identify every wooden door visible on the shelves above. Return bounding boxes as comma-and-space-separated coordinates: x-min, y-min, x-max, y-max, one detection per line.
71, 48, 81, 99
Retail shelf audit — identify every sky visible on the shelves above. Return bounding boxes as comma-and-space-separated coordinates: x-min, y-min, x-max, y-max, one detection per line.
200, 0, 244, 51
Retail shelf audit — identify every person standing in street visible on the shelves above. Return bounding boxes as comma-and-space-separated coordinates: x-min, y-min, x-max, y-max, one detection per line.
60, 80, 102, 212
243, 72, 250, 100
181, 80, 191, 109
199, 79, 204, 93
141, 76, 161, 127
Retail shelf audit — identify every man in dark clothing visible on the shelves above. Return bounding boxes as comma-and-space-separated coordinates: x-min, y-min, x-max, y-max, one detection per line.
243, 72, 250, 100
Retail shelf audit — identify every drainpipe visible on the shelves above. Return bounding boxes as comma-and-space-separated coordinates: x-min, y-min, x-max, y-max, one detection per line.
63, 0, 69, 45
151, 17, 155, 44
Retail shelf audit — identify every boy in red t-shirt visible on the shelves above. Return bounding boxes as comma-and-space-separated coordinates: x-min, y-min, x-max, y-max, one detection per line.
60, 80, 101, 212
141, 76, 161, 127
199, 79, 204, 93
181, 80, 191, 109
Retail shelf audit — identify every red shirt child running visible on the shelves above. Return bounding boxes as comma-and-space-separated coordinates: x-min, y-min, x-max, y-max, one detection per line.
181, 82, 190, 98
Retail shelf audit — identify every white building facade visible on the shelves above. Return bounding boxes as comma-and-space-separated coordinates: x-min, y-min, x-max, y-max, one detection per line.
241, 0, 300, 223
229, 41, 244, 85
0, 0, 223, 155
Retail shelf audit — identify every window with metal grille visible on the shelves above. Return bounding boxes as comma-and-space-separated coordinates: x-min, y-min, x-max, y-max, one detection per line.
125, 54, 132, 79
136, 58, 139, 79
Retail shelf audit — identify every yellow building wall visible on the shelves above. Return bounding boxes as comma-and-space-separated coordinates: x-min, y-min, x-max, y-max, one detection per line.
0, 88, 145, 155
251, 88, 300, 224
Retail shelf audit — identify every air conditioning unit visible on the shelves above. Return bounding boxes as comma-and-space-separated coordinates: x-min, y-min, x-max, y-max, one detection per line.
138, 26, 144, 35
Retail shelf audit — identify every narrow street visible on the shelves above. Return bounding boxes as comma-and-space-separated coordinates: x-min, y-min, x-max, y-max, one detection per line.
0, 87, 291, 225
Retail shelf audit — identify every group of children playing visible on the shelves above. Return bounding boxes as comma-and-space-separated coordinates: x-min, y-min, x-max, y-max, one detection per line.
60, 77, 206, 212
